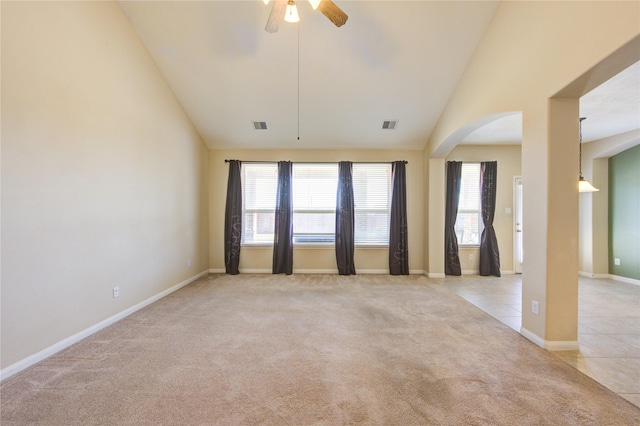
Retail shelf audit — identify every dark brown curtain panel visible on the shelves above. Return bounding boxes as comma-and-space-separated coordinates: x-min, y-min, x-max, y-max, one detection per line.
335, 161, 356, 275
389, 161, 409, 275
224, 160, 242, 275
479, 161, 501, 277
272, 161, 293, 275
445, 161, 462, 276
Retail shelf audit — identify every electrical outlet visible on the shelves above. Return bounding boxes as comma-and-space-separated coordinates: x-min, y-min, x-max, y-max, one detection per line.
188, 258, 192, 268
614, 258, 621, 266
113, 287, 120, 298
469, 254, 474, 260
531, 300, 539, 315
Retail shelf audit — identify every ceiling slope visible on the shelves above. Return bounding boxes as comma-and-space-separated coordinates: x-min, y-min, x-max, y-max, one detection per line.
119, 1, 500, 150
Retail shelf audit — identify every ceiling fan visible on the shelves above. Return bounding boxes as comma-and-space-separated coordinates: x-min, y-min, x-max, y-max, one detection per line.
264, 0, 348, 33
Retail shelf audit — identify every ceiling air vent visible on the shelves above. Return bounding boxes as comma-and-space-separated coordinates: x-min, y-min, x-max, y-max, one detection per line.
253, 121, 268, 130
382, 120, 398, 130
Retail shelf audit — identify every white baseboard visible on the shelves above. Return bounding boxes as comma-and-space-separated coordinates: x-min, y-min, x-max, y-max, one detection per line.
610, 274, 640, 286
213, 269, 425, 275
545, 340, 580, 351
461, 270, 514, 276
0, 270, 209, 382
355, 269, 425, 275
520, 327, 545, 348
578, 272, 640, 285
578, 271, 609, 278
520, 327, 579, 351
293, 269, 339, 274
342, 269, 424, 276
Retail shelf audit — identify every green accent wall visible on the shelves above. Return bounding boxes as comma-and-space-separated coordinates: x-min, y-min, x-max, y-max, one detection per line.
608, 144, 640, 280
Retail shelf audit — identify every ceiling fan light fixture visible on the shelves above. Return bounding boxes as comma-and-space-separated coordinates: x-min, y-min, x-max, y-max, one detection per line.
264, 0, 347, 32
284, 0, 300, 23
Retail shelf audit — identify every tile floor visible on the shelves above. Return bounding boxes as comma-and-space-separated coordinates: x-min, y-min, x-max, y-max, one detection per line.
439, 274, 640, 408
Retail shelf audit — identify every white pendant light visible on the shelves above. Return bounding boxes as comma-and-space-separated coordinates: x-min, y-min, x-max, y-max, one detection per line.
284, 0, 300, 23
308, 0, 321, 10
579, 179, 599, 192
578, 117, 599, 192
263, 0, 270, 5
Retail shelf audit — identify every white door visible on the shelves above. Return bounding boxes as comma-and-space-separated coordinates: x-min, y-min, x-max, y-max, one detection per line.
514, 177, 523, 273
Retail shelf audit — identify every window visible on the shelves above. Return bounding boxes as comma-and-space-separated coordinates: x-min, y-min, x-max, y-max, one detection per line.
456, 163, 483, 245
242, 163, 278, 244
292, 164, 338, 243
353, 163, 391, 245
241, 162, 392, 246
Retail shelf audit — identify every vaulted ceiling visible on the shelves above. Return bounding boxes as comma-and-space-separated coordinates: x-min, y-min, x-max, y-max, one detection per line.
120, 1, 639, 151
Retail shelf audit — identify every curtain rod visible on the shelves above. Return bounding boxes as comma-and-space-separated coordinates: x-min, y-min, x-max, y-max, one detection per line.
224, 159, 408, 164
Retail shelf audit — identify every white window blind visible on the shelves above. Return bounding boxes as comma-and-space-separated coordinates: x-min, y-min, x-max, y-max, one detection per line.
242, 163, 277, 244
240, 162, 392, 246
353, 163, 391, 245
456, 163, 483, 245
292, 164, 338, 243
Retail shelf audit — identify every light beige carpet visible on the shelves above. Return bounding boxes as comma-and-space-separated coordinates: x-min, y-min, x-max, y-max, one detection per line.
2, 274, 639, 425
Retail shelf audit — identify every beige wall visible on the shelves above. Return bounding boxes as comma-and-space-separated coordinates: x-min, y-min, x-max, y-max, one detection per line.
422, 152, 431, 276
428, 2, 639, 156
446, 145, 522, 274
426, 158, 445, 277
209, 150, 424, 273
425, 1, 639, 345
1, 2, 209, 369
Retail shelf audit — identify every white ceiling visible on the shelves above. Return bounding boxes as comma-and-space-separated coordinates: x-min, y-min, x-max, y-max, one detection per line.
579, 61, 640, 143
462, 61, 640, 145
120, 1, 639, 151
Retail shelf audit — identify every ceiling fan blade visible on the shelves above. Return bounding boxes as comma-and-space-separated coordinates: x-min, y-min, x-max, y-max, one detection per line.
265, 0, 287, 33
317, 0, 348, 28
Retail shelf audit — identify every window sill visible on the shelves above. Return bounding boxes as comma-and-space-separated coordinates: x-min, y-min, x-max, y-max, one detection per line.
295, 244, 334, 250
241, 243, 389, 249
241, 243, 273, 249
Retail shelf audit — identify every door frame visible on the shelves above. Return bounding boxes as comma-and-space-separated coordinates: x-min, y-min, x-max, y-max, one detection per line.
514, 176, 523, 274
